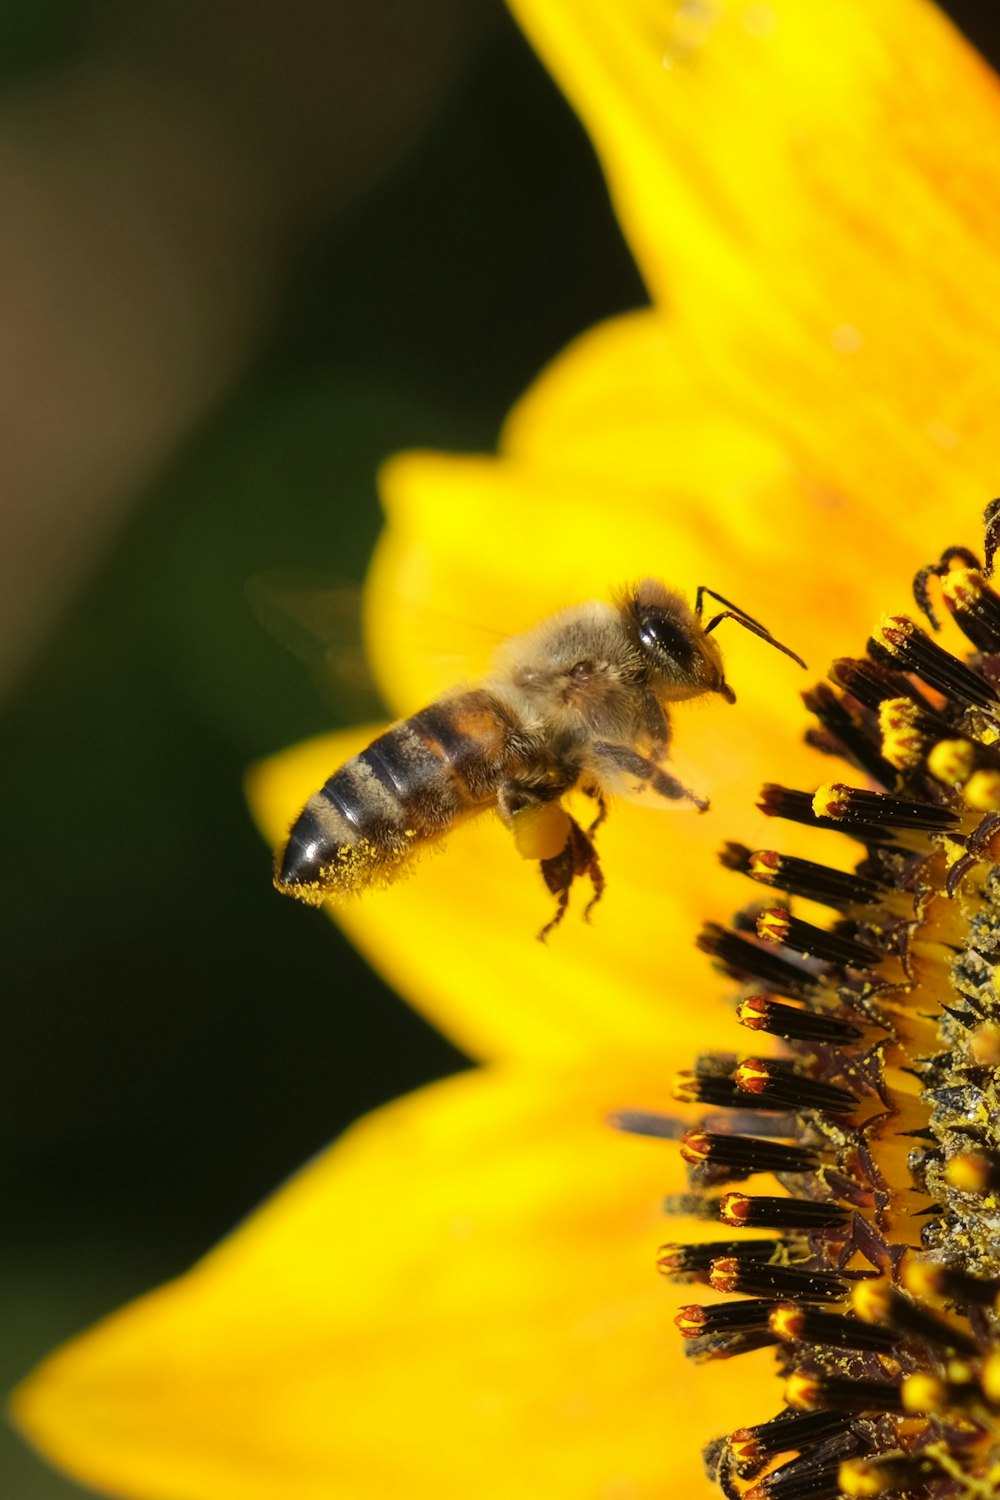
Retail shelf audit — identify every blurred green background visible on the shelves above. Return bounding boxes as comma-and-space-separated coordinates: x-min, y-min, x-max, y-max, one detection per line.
2, 1, 996, 1494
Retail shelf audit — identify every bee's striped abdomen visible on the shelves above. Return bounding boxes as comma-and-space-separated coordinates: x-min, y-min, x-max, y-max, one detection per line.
276, 690, 519, 903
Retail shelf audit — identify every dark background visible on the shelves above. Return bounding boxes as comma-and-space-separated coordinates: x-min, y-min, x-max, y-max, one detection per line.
2, 2, 994, 1493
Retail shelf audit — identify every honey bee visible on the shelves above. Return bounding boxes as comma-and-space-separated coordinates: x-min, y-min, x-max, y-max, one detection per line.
275, 582, 804, 938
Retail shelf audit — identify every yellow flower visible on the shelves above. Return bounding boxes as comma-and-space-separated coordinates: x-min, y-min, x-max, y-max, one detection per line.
11, 2, 1000, 1497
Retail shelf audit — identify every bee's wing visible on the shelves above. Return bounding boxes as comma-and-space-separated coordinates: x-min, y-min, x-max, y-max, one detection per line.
246, 569, 387, 722
589, 739, 709, 812
247, 568, 506, 720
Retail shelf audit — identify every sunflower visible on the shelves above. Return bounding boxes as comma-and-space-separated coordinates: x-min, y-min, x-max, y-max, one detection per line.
11, 2, 999, 1498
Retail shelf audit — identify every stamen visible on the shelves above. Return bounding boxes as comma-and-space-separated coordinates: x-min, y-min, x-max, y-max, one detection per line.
869, 615, 999, 710
851, 1279, 979, 1356
927, 736, 975, 784
747, 1432, 868, 1500
669, 1071, 736, 1106
802, 682, 896, 787
679, 1129, 820, 1175
812, 782, 959, 833
672, 1070, 787, 1112
785, 1373, 903, 1415
768, 1305, 897, 1352
939, 566, 1000, 651
684, 1328, 780, 1363
657, 1239, 784, 1277
903, 1259, 1000, 1308
828, 655, 932, 712
913, 543, 981, 630
662, 1192, 727, 1220
727, 1410, 852, 1470
755, 907, 881, 969
606, 1109, 684, 1139
900, 1369, 982, 1414
721, 843, 886, 910
838, 1452, 948, 1497
696, 923, 817, 996
718, 1192, 851, 1230
708, 1258, 847, 1301
732, 1058, 859, 1114
758, 784, 901, 843
876, 696, 952, 771
675, 1299, 778, 1339
735, 995, 864, 1044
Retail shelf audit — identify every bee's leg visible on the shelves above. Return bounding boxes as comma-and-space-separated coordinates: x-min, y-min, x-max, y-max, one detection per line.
577, 821, 605, 923
592, 741, 709, 811
537, 816, 603, 942
537, 849, 573, 941
581, 782, 609, 837
498, 780, 601, 939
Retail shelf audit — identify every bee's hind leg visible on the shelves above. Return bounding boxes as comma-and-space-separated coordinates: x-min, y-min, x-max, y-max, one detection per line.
579, 831, 606, 924
498, 781, 604, 939
581, 782, 608, 837
538, 815, 604, 942
537, 878, 570, 943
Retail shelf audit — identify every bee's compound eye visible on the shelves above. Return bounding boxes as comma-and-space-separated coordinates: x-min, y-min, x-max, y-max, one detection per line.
571, 659, 595, 680
636, 608, 696, 670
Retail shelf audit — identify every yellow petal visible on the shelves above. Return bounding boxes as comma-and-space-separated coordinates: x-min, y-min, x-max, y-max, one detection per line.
507, 0, 995, 546
12, 1063, 778, 1500
507, 0, 1000, 342
501, 310, 775, 487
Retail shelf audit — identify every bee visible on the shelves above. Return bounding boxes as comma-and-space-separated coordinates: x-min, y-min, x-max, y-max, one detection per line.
275, 581, 804, 938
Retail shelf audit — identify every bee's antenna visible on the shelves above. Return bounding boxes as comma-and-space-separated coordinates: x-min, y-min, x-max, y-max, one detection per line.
695, 585, 807, 670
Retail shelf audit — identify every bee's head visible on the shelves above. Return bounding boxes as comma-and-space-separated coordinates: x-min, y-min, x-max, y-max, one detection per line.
621, 579, 806, 705
621, 580, 735, 704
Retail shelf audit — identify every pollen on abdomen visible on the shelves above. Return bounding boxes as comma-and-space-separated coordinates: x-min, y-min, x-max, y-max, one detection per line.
625, 505, 1000, 1499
